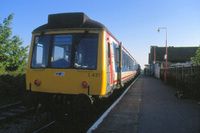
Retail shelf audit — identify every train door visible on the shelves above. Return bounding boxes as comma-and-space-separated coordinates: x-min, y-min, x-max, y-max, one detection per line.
107, 42, 114, 86
117, 43, 122, 87
105, 34, 113, 93
106, 42, 111, 91
113, 42, 122, 88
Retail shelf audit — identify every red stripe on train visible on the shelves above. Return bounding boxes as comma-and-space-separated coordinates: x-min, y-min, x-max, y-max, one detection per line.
114, 72, 136, 83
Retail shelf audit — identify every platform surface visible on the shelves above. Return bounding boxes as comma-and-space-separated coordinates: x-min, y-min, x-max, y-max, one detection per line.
94, 74, 200, 133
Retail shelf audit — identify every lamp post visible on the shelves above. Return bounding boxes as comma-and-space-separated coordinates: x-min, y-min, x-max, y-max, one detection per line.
158, 27, 167, 84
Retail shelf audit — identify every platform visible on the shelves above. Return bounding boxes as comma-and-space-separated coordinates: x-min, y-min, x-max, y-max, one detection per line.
94, 74, 200, 133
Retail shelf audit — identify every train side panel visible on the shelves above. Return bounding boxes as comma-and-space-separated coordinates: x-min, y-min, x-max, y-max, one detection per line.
104, 31, 138, 93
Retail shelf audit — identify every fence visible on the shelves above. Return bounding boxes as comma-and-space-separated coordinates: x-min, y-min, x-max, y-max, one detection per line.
160, 65, 200, 100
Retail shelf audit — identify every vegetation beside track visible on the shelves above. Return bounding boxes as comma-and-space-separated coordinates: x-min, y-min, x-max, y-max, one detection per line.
0, 14, 28, 105
0, 72, 26, 105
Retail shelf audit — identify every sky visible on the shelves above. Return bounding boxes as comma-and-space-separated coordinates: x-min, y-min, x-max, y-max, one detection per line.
1, 0, 200, 69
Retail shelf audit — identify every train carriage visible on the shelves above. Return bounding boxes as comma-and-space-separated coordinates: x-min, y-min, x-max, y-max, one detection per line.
26, 12, 139, 108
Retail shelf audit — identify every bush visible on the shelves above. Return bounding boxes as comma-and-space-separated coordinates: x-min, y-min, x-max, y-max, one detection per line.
161, 66, 200, 101
0, 72, 26, 99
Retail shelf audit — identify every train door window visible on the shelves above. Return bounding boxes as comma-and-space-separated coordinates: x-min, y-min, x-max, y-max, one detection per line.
31, 35, 50, 68
108, 43, 111, 59
53, 46, 64, 61
74, 33, 98, 69
51, 35, 72, 68
114, 45, 116, 65
114, 44, 119, 67
107, 43, 111, 66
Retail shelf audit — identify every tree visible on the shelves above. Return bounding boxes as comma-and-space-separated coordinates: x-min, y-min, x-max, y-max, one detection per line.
191, 46, 200, 65
0, 13, 29, 72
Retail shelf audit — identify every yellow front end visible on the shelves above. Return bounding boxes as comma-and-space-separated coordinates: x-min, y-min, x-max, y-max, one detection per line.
26, 30, 107, 96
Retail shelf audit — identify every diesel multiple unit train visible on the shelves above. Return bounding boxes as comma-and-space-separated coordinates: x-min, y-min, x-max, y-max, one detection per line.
25, 12, 140, 109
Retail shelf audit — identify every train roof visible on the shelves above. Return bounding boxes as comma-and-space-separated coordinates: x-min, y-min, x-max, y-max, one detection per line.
33, 12, 106, 33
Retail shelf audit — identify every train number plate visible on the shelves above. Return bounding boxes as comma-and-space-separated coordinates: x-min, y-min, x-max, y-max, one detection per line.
88, 73, 100, 77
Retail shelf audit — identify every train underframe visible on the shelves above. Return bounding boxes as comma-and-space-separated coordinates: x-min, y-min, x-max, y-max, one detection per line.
22, 91, 101, 114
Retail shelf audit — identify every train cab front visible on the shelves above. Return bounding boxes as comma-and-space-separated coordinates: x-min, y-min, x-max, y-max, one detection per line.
25, 29, 106, 109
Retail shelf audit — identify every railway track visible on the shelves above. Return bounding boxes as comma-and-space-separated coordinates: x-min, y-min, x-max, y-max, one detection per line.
33, 113, 69, 133
33, 120, 56, 133
0, 101, 31, 124
0, 101, 37, 133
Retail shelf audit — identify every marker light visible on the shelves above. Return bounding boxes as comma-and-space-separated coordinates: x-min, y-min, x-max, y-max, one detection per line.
82, 81, 88, 88
34, 79, 41, 86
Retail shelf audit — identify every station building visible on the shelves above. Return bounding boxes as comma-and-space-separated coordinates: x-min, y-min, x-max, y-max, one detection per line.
146, 46, 199, 78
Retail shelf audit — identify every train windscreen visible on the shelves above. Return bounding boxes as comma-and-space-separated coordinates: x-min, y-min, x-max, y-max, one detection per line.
31, 35, 51, 68
31, 33, 98, 69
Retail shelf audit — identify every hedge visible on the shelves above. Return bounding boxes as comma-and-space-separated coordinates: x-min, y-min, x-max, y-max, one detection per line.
0, 72, 26, 98
160, 65, 200, 100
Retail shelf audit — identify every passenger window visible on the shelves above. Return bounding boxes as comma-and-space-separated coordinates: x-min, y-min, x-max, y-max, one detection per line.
127, 55, 129, 68
123, 52, 126, 68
